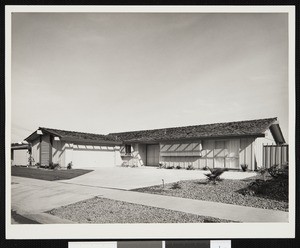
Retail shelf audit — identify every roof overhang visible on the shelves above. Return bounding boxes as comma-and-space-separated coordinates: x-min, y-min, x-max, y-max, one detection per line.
122, 134, 265, 144
25, 130, 42, 142
61, 137, 122, 146
11, 144, 30, 150
269, 123, 286, 144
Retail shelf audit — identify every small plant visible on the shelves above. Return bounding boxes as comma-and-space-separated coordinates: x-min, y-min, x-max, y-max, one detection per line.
175, 165, 181, 169
131, 160, 138, 167
257, 167, 268, 181
158, 161, 166, 169
121, 161, 129, 167
240, 164, 248, 172
28, 155, 35, 167
166, 165, 174, 169
171, 182, 181, 189
49, 162, 54, 169
268, 164, 288, 179
49, 162, 60, 170
202, 165, 209, 170
67, 161, 73, 170
186, 164, 194, 170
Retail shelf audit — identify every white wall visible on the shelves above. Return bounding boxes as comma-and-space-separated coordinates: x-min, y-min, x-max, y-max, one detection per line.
52, 140, 65, 166
119, 144, 147, 167
254, 129, 276, 168
12, 149, 29, 166
31, 138, 40, 165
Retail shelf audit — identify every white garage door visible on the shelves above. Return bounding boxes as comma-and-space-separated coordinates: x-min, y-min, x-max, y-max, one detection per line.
12, 149, 29, 166
72, 149, 115, 168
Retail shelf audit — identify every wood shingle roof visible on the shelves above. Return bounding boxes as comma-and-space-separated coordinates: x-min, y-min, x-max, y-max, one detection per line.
109, 117, 278, 142
25, 127, 120, 144
25, 118, 280, 144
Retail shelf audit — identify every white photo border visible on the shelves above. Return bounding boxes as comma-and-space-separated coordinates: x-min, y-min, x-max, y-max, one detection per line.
5, 5, 296, 239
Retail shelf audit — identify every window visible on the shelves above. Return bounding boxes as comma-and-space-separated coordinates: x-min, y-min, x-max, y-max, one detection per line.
125, 144, 132, 155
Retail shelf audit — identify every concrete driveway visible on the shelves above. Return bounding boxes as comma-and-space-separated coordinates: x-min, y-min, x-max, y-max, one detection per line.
60, 167, 258, 190
11, 173, 288, 224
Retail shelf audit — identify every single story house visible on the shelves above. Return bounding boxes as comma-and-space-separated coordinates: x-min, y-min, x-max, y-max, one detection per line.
110, 117, 286, 170
24, 117, 286, 170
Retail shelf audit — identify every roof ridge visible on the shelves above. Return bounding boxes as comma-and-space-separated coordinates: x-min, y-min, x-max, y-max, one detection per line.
109, 117, 277, 135
40, 127, 113, 137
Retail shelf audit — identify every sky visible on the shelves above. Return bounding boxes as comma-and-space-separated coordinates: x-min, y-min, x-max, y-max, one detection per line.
10, 12, 289, 143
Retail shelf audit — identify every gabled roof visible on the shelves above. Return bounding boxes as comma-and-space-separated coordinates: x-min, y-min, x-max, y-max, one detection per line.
24, 117, 284, 145
11, 143, 30, 150
25, 127, 121, 145
109, 117, 279, 143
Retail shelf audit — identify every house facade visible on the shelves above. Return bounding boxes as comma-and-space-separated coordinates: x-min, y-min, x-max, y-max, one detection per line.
24, 117, 286, 170
110, 117, 286, 170
25, 128, 123, 168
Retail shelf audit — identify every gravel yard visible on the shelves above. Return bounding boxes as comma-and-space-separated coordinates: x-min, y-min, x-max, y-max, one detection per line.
48, 196, 235, 223
133, 176, 288, 211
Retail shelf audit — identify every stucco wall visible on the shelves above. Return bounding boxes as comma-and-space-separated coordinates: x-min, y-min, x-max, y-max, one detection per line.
52, 140, 65, 166
120, 144, 146, 167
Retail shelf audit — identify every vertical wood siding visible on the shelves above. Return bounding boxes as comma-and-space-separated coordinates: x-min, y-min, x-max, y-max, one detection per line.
119, 137, 264, 170
40, 135, 51, 166
31, 138, 40, 165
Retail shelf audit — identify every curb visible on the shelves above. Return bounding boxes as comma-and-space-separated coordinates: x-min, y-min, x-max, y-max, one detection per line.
22, 213, 77, 224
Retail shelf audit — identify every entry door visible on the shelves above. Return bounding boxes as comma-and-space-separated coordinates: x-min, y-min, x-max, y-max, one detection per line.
147, 144, 160, 166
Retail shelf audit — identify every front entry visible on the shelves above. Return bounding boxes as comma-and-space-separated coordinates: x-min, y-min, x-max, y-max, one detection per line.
146, 144, 160, 166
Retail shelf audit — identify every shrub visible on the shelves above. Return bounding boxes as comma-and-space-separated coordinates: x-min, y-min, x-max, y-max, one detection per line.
166, 165, 174, 169
158, 162, 166, 169
268, 165, 288, 179
257, 167, 268, 181
171, 182, 181, 189
186, 164, 194, 170
67, 161, 73, 170
202, 165, 209, 170
121, 161, 129, 167
175, 165, 181, 169
240, 164, 248, 172
49, 162, 60, 170
28, 156, 35, 167
35, 162, 40, 168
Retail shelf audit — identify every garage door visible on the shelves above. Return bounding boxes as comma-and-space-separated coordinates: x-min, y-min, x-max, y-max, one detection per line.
72, 149, 115, 168
12, 149, 29, 166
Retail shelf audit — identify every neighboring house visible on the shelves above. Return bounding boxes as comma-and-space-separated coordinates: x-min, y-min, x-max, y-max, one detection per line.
24, 117, 286, 170
11, 143, 31, 166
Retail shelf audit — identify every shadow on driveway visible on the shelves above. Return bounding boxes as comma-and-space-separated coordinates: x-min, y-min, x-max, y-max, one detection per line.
11, 210, 40, 224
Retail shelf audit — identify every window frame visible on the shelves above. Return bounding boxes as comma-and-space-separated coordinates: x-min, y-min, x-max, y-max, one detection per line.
125, 144, 132, 155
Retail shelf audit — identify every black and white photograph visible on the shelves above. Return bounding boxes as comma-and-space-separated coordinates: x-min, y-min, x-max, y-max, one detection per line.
5, 6, 295, 239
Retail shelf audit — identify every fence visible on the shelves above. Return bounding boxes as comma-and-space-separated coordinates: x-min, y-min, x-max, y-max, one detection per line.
262, 144, 288, 168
